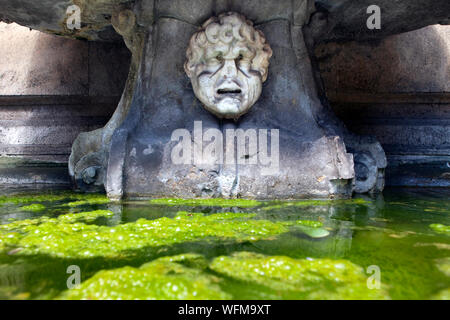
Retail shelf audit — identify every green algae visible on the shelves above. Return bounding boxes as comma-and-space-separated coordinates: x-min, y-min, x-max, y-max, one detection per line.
59, 252, 390, 300
149, 198, 261, 208
59, 254, 230, 300
296, 220, 323, 228
347, 228, 450, 300
430, 224, 450, 234
20, 204, 46, 212
0, 188, 449, 300
63, 197, 110, 208
0, 192, 108, 206
155, 252, 210, 270
0, 209, 332, 259
435, 258, 450, 277
0, 286, 30, 300
0, 210, 114, 230
56, 210, 114, 223
261, 198, 370, 211
209, 252, 390, 300
0, 211, 292, 259
0, 210, 114, 252
175, 211, 257, 220
431, 288, 450, 300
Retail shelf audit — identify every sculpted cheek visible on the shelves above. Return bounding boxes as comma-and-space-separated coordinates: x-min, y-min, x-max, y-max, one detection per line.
194, 73, 219, 107
246, 76, 262, 106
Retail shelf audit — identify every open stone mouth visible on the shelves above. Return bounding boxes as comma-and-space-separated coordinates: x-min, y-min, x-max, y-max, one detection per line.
217, 88, 242, 95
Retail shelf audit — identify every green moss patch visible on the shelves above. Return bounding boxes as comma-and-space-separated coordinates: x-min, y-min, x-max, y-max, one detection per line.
261, 198, 370, 211
295, 220, 323, 228
59, 254, 230, 300
1, 210, 114, 230
210, 252, 390, 300
20, 204, 46, 212
149, 198, 261, 208
431, 288, 450, 300
59, 252, 390, 300
430, 224, 450, 234
63, 197, 110, 207
0, 211, 294, 259
0, 192, 108, 206
435, 258, 450, 277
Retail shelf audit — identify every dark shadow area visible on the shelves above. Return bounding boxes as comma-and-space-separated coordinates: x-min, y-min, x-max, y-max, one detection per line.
315, 25, 450, 187
0, 23, 131, 187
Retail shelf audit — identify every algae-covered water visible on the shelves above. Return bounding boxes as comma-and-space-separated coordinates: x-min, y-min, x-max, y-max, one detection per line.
0, 188, 448, 300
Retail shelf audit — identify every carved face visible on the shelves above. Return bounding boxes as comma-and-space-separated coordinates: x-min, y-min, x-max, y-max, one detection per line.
185, 12, 272, 120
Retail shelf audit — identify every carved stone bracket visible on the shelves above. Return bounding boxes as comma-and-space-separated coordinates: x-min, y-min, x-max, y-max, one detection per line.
68, 0, 384, 199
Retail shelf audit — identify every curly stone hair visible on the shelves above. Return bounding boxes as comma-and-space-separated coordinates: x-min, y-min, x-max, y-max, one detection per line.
184, 12, 272, 82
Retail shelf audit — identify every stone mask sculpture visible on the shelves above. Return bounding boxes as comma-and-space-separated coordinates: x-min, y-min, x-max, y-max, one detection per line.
184, 12, 272, 120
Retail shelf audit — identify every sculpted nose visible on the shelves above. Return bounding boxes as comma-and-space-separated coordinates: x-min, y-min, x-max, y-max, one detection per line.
222, 59, 238, 78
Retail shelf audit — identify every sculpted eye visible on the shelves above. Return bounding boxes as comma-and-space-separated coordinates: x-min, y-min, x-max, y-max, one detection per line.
216, 54, 223, 62
237, 54, 244, 61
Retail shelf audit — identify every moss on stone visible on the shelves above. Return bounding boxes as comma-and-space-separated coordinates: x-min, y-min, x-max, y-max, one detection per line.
149, 198, 261, 207
209, 252, 390, 300
59, 254, 230, 300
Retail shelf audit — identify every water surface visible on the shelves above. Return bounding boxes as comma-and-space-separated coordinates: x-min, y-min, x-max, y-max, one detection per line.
0, 188, 448, 300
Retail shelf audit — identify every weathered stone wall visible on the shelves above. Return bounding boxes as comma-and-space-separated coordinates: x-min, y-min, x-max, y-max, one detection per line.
0, 22, 130, 186
316, 25, 450, 187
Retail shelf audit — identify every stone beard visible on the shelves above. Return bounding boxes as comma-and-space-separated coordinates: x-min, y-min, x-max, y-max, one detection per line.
184, 12, 272, 120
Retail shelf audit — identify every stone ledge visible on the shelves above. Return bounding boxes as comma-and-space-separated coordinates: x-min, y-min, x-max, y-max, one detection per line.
386, 155, 450, 187
0, 95, 121, 106
328, 92, 450, 104
0, 156, 70, 186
